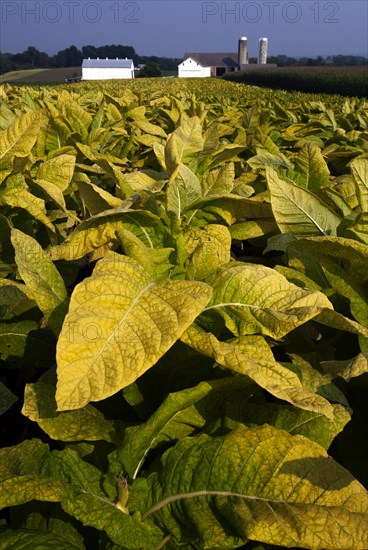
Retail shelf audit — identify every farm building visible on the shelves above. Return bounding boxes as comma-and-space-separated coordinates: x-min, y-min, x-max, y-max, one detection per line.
81, 58, 134, 80
178, 37, 275, 77
178, 53, 238, 78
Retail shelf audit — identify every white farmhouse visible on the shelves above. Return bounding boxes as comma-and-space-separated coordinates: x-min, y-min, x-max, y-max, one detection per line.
178, 53, 238, 78
82, 57, 134, 80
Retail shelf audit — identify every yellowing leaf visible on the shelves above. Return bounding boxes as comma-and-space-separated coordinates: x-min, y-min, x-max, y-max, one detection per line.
321, 352, 368, 380
37, 154, 76, 192
293, 141, 330, 192
49, 205, 160, 261
165, 116, 203, 176
11, 229, 68, 334
0, 528, 85, 549
266, 167, 340, 237
56, 253, 212, 410
184, 224, 231, 280
230, 219, 278, 240
0, 439, 64, 510
0, 110, 45, 172
350, 156, 368, 211
287, 236, 368, 282
77, 180, 122, 215
33, 179, 67, 211
62, 486, 163, 548
242, 402, 350, 449
0, 279, 34, 314
1, 175, 54, 231
182, 326, 334, 417
166, 164, 202, 217
205, 262, 333, 338
115, 229, 174, 281
140, 424, 368, 549
23, 382, 118, 442
0, 477, 65, 510
132, 117, 167, 138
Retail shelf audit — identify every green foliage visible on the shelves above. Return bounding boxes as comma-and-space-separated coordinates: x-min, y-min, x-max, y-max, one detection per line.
136, 63, 162, 78
224, 66, 368, 97
1, 78, 368, 549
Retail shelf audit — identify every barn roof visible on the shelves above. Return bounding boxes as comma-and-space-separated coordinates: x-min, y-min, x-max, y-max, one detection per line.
182, 53, 238, 68
82, 58, 134, 68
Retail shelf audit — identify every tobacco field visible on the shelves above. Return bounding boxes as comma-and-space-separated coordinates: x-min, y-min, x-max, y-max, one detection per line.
0, 78, 368, 549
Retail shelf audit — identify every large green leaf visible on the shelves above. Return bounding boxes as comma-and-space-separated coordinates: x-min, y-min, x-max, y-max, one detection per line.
266, 167, 340, 237
247, 151, 294, 171
287, 236, 368, 282
0, 529, 84, 550
56, 253, 212, 410
62, 100, 92, 142
204, 262, 333, 338
0, 319, 55, 368
109, 379, 254, 481
241, 402, 350, 449
0, 320, 38, 361
46, 448, 163, 549
21, 513, 85, 549
110, 382, 213, 480
61, 486, 163, 549
0, 439, 64, 510
115, 229, 174, 281
22, 382, 118, 442
138, 424, 368, 549
11, 229, 68, 334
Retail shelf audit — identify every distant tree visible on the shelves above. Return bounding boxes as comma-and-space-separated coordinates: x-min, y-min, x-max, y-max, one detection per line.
0, 53, 16, 74
306, 58, 318, 66
51, 45, 82, 67
82, 45, 98, 59
267, 56, 278, 64
136, 63, 161, 78
11, 47, 49, 68
138, 56, 181, 71
81, 44, 137, 63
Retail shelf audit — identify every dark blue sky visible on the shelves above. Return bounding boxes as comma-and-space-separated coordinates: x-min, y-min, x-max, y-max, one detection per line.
1, 1, 367, 58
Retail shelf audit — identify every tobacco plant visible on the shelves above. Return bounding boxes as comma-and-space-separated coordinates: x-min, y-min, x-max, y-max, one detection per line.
0, 79, 368, 550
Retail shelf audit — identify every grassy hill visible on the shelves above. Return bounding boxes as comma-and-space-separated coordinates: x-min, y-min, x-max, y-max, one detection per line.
0, 67, 82, 84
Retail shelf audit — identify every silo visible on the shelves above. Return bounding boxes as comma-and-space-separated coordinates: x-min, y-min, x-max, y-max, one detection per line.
259, 37, 268, 64
238, 36, 248, 68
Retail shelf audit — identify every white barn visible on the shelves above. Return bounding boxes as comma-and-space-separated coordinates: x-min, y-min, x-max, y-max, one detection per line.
82, 58, 134, 80
178, 53, 238, 78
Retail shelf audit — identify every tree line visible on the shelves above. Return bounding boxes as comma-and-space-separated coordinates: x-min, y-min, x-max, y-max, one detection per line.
0, 45, 182, 75
0, 45, 366, 75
